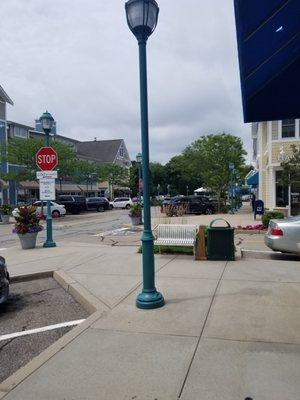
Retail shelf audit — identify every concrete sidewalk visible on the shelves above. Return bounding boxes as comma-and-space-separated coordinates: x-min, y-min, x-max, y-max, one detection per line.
0, 238, 300, 399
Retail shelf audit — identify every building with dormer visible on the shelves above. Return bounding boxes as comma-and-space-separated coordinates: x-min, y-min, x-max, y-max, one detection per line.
253, 119, 300, 216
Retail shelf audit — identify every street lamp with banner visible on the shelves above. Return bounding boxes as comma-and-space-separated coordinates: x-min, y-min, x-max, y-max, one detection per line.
125, 0, 164, 309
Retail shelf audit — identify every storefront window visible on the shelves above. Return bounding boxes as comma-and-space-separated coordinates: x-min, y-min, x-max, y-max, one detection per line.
275, 171, 288, 207
282, 119, 295, 138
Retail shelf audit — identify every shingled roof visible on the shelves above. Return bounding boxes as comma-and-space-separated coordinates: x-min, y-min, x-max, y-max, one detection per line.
0, 85, 13, 105
76, 139, 123, 163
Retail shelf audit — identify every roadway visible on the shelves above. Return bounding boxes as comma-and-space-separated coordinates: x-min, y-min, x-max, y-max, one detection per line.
0, 209, 131, 249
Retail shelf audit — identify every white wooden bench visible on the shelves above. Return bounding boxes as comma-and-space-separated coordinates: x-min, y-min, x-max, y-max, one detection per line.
154, 224, 198, 249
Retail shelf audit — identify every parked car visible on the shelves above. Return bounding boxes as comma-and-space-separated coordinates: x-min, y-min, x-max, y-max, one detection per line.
241, 194, 251, 201
0, 256, 9, 305
109, 197, 133, 210
167, 196, 215, 215
86, 197, 110, 212
57, 195, 87, 214
12, 201, 66, 218
264, 216, 300, 254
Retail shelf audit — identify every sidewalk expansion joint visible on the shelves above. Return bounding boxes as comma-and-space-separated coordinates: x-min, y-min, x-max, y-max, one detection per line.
204, 335, 300, 347
177, 261, 229, 399
90, 327, 199, 339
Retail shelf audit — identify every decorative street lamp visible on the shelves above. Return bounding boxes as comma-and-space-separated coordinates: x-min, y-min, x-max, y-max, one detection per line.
229, 162, 235, 215
125, 0, 164, 309
157, 183, 160, 197
167, 184, 170, 197
39, 111, 56, 248
136, 153, 142, 204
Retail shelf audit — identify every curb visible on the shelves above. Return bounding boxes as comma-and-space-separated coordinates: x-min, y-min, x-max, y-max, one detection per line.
10, 270, 53, 283
0, 270, 108, 398
53, 270, 109, 314
0, 310, 104, 399
235, 229, 267, 234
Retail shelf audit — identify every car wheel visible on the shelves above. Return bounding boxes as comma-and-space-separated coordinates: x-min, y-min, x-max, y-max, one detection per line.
125, 204, 130, 209
52, 210, 61, 218
97, 206, 104, 212
205, 208, 213, 215
109, 205, 113, 210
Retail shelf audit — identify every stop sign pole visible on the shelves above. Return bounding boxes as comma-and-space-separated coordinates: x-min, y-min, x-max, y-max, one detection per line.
38, 111, 57, 248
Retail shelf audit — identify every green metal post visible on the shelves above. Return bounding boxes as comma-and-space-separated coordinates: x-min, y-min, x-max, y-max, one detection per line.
229, 167, 234, 215
136, 39, 164, 309
138, 162, 142, 204
43, 130, 56, 248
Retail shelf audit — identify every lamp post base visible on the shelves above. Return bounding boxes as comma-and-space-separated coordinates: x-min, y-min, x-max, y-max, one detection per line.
136, 289, 165, 309
43, 241, 56, 248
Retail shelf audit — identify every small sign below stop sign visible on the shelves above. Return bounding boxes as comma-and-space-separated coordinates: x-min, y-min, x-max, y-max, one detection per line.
36, 147, 58, 171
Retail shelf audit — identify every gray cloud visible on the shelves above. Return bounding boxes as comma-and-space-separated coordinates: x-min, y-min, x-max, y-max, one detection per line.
0, 0, 251, 164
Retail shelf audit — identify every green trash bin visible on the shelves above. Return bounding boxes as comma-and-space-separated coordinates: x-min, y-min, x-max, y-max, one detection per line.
207, 218, 235, 261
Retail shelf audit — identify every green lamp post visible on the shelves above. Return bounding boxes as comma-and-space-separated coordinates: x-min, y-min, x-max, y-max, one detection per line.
39, 111, 56, 248
136, 153, 142, 204
157, 183, 160, 197
229, 162, 235, 215
125, 0, 164, 309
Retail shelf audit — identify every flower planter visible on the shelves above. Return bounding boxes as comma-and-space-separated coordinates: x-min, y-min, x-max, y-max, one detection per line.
18, 232, 38, 250
0, 214, 10, 224
129, 215, 142, 226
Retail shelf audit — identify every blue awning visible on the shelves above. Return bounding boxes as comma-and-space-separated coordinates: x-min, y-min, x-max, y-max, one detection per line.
246, 171, 259, 187
234, 1, 300, 122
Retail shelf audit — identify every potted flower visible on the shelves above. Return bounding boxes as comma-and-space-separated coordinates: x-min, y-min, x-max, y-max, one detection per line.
13, 206, 43, 249
0, 205, 13, 224
128, 204, 142, 226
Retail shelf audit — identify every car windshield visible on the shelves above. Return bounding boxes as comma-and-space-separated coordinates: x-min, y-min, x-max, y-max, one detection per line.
286, 216, 300, 222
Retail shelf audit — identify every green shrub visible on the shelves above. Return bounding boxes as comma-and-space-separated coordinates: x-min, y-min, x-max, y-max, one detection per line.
138, 245, 193, 255
0, 204, 13, 215
262, 211, 284, 228
129, 204, 142, 217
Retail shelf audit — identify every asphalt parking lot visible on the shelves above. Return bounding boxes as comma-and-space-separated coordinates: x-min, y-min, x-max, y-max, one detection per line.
0, 277, 88, 383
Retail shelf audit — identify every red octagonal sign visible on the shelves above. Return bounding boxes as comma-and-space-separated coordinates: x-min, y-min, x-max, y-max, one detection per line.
36, 147, 58, 171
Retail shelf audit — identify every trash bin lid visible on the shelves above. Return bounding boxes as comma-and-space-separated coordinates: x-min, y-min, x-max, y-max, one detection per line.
208, 218, 234, 230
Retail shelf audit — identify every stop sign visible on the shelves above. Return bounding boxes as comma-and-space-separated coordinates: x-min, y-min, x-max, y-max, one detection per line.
36, 147, 58, 171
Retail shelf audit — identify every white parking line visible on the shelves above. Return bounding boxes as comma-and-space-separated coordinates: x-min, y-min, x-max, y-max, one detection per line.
0, 319, 85, 342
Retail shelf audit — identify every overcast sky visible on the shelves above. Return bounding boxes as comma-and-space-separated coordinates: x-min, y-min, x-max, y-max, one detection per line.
0, 0, 251, 164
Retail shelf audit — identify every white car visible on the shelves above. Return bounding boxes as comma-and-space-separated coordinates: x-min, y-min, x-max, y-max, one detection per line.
109, 197, 133, 209
12, 201, 66, 218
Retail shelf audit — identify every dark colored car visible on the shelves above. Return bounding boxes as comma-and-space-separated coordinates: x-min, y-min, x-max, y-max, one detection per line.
171, 196, 215, 215
86, 197, 110, 212
57, 195, 87, 214
0, 256, 9, 305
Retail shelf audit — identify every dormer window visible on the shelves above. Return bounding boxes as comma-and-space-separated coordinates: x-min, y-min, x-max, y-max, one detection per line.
282, 119, 295, 138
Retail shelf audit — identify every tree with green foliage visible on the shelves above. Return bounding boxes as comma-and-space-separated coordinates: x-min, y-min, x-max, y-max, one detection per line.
0, 138, 77, 181
98, 163, 129, 186
129, 161, 139, 197
165, 154, 202, 196
183, 133, 247, 209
